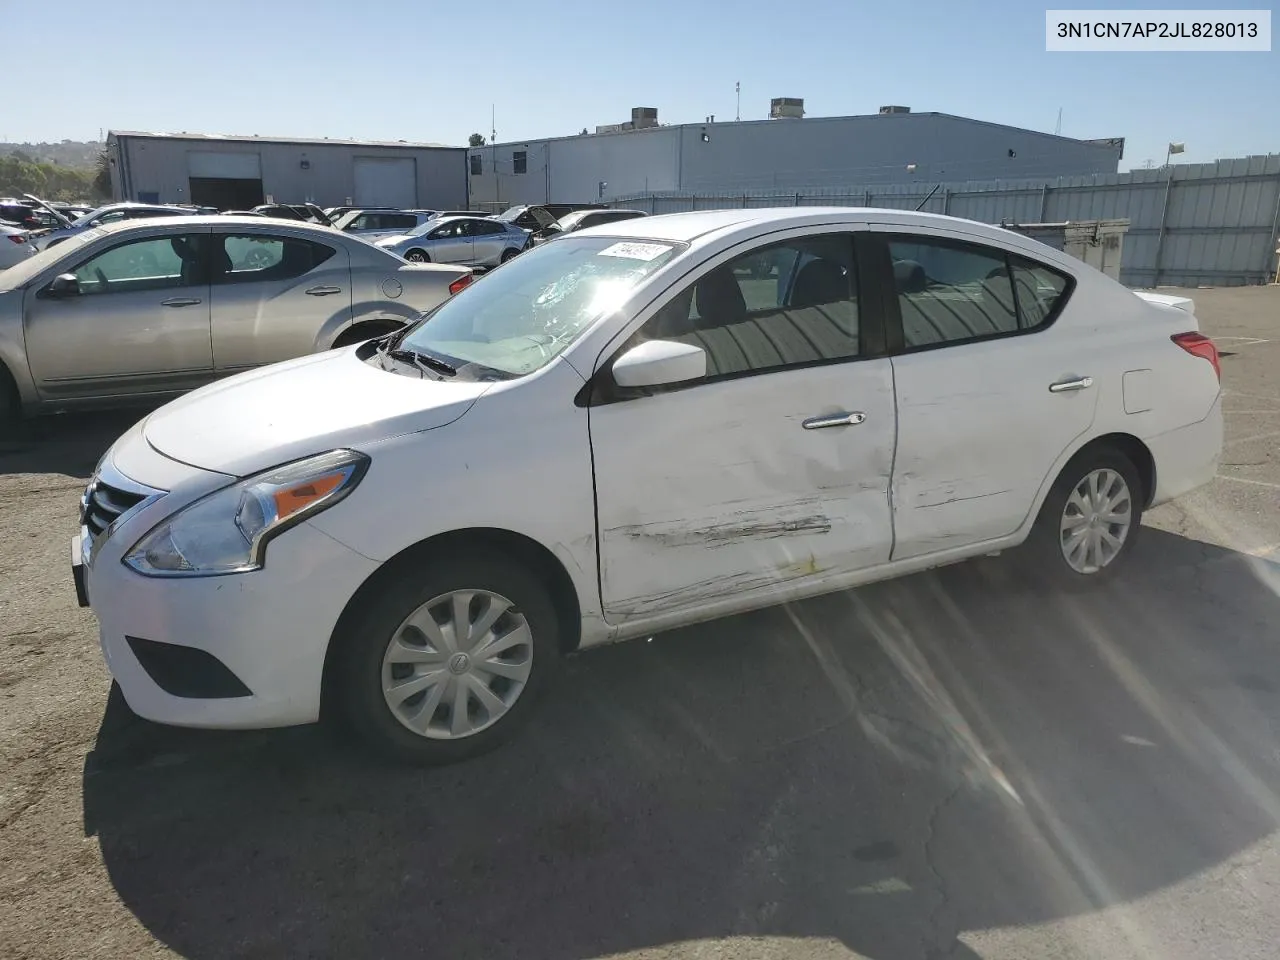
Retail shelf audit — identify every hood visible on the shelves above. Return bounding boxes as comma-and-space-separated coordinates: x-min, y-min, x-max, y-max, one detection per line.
142, 348, 492, 477
375, 234, 412, 247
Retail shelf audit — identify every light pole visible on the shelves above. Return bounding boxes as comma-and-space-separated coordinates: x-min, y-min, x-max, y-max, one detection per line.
735, 81, 740, 122
1165, 141, 1185, 168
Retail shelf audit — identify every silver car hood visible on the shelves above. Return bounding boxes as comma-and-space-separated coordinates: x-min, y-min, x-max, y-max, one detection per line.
142, 348, 491, 477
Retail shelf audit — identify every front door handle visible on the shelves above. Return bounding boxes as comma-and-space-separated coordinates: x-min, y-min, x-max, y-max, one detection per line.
305, 285, 342, 296
1049, 376, 1094, 393
161, 297, 202, 308
802, 411, 866, 430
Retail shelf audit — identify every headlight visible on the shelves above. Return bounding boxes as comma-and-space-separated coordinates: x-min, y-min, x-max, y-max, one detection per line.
123, 450, 369, 577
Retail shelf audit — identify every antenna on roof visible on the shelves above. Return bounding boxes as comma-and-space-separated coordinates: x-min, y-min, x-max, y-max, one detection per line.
914, 183, 942, 211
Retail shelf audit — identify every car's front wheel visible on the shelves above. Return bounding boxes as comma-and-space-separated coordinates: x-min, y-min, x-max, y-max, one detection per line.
338, 553, 560, 764
1022, 446, 1143, 588
405, 249, 429, 263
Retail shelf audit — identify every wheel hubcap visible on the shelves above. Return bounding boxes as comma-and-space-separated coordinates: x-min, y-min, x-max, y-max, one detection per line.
1059, 468, 1133, 574
380, 589, 533, 739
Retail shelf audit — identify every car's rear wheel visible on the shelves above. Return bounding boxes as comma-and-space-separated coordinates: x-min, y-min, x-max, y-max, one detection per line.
405, 249, 429, 263
1022, 446, 1143, 589
0, 364, 21, 440
500, 248, 519, 263
338, 553, 560, 764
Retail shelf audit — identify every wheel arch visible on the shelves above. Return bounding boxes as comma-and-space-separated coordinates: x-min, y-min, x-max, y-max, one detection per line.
319, 526, 584, 720
1024, 431, 1157, 537
329, 317, 405, 349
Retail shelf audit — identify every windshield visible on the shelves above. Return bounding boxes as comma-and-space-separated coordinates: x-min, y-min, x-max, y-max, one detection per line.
0, 228, 104, 291
332, 211, 361, 230
552, 211, 589, 232
397, 236, 680, 377
494, 206, 524, 223
407, 217, 448, 237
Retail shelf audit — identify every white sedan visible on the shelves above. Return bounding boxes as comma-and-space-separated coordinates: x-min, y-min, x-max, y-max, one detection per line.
0, 223, 37, 270
75, 208, 1222, 764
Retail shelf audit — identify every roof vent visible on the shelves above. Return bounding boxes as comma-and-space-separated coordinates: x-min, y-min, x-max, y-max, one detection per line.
769, 97, 805, 119
879, 105, 911, 115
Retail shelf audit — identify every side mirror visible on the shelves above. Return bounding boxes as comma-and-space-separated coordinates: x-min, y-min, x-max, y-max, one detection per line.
46, 273, 81, 298
612, 340, 706, 388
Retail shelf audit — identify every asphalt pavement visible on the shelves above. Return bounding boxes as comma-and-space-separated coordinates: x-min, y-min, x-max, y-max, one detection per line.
1, 285, 1278, 960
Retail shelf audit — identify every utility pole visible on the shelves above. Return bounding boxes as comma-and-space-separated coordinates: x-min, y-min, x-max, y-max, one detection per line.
735, 81, 740, 122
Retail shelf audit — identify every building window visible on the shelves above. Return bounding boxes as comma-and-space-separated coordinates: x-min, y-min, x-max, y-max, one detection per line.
469, 155, 482, 176
513, 150, 527, 175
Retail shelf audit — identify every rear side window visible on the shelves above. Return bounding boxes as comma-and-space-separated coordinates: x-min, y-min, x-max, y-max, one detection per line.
887, 236, 1071, 349
218, 235, 336, 283
383, 214, 417, 230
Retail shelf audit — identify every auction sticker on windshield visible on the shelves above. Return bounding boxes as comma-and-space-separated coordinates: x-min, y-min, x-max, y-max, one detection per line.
597, 241, 670, 261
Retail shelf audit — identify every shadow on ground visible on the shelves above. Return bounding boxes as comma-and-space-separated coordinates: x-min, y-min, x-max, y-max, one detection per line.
82, 530, 1280, 959
0, 407, 155, 478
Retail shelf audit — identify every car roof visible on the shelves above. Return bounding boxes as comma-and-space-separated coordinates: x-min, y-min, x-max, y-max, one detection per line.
92, 215, 343, 235
582, 206, 1061, 253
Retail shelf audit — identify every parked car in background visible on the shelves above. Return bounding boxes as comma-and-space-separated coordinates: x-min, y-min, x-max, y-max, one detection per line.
332, 209, 438, 242
433, 210, 494, 219
0, 224, 37, 270
71, 207, 1223, 765
0, 216, 474, 427
374, 215, 529, 266
0, 201, 45, 231
494, 203, 608, 238
531, 208, 646, 246
252, 203, 331, 225
30, 201, 202, 250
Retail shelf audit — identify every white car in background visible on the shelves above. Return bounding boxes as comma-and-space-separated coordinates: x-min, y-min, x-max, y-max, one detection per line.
0, 224, 37, 270
75, 208, 1222, 765
332, 209, 438, 242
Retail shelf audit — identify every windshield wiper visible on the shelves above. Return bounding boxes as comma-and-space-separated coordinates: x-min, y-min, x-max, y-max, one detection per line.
388, 348, 457, 377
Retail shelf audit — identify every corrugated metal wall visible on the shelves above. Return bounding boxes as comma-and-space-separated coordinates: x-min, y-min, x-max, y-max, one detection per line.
612, 155, 1280, 287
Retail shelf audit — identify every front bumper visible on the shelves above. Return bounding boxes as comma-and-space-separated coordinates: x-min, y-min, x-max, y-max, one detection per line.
80, 443, 379, 729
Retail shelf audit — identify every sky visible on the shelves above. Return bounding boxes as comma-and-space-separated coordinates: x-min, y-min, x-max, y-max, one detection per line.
3, 0, 1276, 171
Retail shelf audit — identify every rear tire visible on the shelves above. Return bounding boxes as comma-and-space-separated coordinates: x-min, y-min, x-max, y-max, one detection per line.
405, 249, 429, 263
500, 248, 519, 263
337, 553, 561, 765
1020, 446, 1144, 590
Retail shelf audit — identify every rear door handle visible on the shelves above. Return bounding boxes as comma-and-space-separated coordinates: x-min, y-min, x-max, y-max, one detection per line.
1049, 376, 1094, 393
802, 411, 866, 430
161, 297, 202, 308
305, 285, 342, 296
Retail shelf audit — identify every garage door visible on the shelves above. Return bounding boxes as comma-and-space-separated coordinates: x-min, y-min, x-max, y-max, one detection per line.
354, 157, 417, 208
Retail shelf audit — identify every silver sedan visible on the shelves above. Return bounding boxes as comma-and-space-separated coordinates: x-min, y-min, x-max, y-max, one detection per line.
0, 216, 471, 427
374, 215, 529, 268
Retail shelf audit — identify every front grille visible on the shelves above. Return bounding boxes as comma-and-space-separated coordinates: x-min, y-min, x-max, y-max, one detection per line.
82, 478, 148, 539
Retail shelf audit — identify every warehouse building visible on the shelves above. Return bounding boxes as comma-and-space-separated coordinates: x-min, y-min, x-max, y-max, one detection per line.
106, 131, 468, 210
466, 103, 1125, 207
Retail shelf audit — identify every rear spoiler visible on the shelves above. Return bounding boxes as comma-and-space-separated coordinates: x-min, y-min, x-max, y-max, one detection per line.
1134, 291, 1195, 314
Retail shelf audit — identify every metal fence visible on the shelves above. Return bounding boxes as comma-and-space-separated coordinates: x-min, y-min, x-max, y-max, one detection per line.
611, 154, 1280, 288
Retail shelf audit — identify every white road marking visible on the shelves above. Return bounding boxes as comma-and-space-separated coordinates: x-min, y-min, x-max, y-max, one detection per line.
1217, 474, 1280, 490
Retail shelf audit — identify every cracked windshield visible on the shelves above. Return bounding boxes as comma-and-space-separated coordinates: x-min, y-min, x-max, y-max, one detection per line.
1, 1, 1277, 959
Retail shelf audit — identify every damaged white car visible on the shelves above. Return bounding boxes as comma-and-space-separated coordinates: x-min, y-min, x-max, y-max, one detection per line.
75, 208, 1222, 764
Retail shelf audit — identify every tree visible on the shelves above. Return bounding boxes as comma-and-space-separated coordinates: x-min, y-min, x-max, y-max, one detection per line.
468, 133, 486, 147
93, 151, 113, 200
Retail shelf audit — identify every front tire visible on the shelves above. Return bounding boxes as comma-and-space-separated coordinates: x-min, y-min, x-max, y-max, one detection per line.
405, 249, 429, 263
338, 554, 561, 765
1021, 446, 1143, 589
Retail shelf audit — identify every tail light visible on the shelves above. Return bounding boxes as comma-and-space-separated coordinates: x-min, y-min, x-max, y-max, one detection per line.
1172, 332, 1221, 382
6, 233, 28, 244
448, 274, 474, 296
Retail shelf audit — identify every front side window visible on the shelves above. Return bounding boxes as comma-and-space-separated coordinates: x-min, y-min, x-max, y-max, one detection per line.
429, 222, 466, 240
513, 150, 527, 175
631, 235, 859, 380
218, 235, 335, 283
71, 234, 206, 295
398, 235, 680, 377
887, 236, 1071, 348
